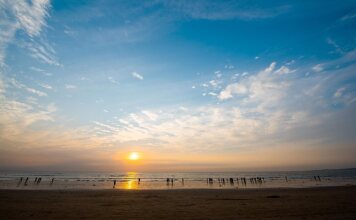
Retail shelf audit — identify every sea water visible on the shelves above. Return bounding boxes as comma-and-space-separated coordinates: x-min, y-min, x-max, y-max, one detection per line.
0, 168, 355, 190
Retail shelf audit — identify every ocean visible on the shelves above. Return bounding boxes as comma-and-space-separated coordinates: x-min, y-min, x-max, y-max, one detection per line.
0, 168, 355, 190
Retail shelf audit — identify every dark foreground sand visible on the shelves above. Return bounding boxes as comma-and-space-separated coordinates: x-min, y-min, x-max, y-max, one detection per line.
1, 186, 356, 220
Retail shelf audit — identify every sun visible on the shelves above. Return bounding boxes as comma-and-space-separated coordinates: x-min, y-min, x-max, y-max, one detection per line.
129, 152, 140, 161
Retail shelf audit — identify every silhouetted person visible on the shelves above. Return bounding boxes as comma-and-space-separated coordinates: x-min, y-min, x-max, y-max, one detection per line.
138, 178, 141, 184
37, 177, 42, 185
167, 178, 170, 185
24, 177, 29, 186
51, 178, 55, 185
229, 178, 234, 185
34, 177, 38, 184
318, 176, 321, 181
113, 180, 116, 188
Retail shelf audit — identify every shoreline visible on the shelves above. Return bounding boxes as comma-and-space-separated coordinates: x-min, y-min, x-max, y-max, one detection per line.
0, 184, 355, 191
1, 186, 356, 219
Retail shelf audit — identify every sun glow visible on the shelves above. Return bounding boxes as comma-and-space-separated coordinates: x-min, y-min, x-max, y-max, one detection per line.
129, 152, 140, 160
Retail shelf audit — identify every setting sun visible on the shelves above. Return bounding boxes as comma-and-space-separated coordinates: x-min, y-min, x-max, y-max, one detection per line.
129, 152, 140, 161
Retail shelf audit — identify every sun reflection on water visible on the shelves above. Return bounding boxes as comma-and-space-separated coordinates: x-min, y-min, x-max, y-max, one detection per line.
122, 172, 139, 190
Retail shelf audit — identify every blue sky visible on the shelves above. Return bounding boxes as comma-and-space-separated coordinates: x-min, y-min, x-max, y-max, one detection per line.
0, 0, 355, 171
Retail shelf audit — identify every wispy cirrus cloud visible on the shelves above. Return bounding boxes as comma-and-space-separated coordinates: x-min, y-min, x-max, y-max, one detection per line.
56, 0, 291, 46
8, 77, 47, 97
108, 76, 119, 85
131, 71, 144, 80
159, 0, 291, 20
0, 0, 58, 66
39, 83, 52, 90
0, 76, 56, 140
65, 84, 77, 89
25, 38, 60, 66
89, 55, 356, 154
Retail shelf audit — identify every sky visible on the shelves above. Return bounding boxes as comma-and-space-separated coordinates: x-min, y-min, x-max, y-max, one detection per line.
0, 0, 355, 172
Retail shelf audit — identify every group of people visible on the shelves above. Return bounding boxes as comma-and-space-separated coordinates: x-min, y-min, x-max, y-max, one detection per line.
17, 177, 54, 187
207, 177, 265, 186
314, 176, 322, 181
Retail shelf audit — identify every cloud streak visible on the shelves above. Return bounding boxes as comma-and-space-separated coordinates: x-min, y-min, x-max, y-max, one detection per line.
0, 0, 57, 66
131, 72, 144, 80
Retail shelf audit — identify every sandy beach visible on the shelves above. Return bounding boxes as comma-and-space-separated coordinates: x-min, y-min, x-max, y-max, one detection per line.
1, 186, 355, 220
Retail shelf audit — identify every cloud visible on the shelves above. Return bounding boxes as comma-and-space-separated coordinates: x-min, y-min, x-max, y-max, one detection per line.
334, 87, 345, 98
218, 83, 247, 100
159, 0, 290, 20
30, 66, 52, 76
0, 20, 18, 66
8, 77, 47, 97
0, 53, 355, 170
56, 0, 291, 48
0, 78, 56, 141
87, 55, 356, 157
326, 38, 344, 55
340, 13, 356, 22
108, 76, 119, 85
25, 87, 47, 97
25, 38, 61, 66
218, 62, 280, 101
209, 80, 218, 87
39, 83, 52, 90
65, 84, 77, 89
142, 110, 158, 121
274, 66, 294, 75
0, 0, 52, 66
179, 106, 188, 111
9, 0, 50, 37
312, 64, 324, 72
131, 71, 144, 80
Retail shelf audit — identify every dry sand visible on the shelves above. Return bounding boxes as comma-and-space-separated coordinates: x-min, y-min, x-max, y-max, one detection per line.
1, 186, 356, 219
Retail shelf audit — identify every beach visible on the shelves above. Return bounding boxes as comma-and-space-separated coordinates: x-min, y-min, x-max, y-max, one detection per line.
1, 186, 355, 220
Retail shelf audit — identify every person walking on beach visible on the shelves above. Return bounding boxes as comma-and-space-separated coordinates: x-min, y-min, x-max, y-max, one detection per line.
50, 178, 55, 185
24, 177, 29, 186
229, 178, 234, 185
138, 178, 141, 184
113, 180, 116, 188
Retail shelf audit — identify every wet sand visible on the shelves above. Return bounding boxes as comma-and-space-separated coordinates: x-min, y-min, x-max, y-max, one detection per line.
1, 186, 356, 219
